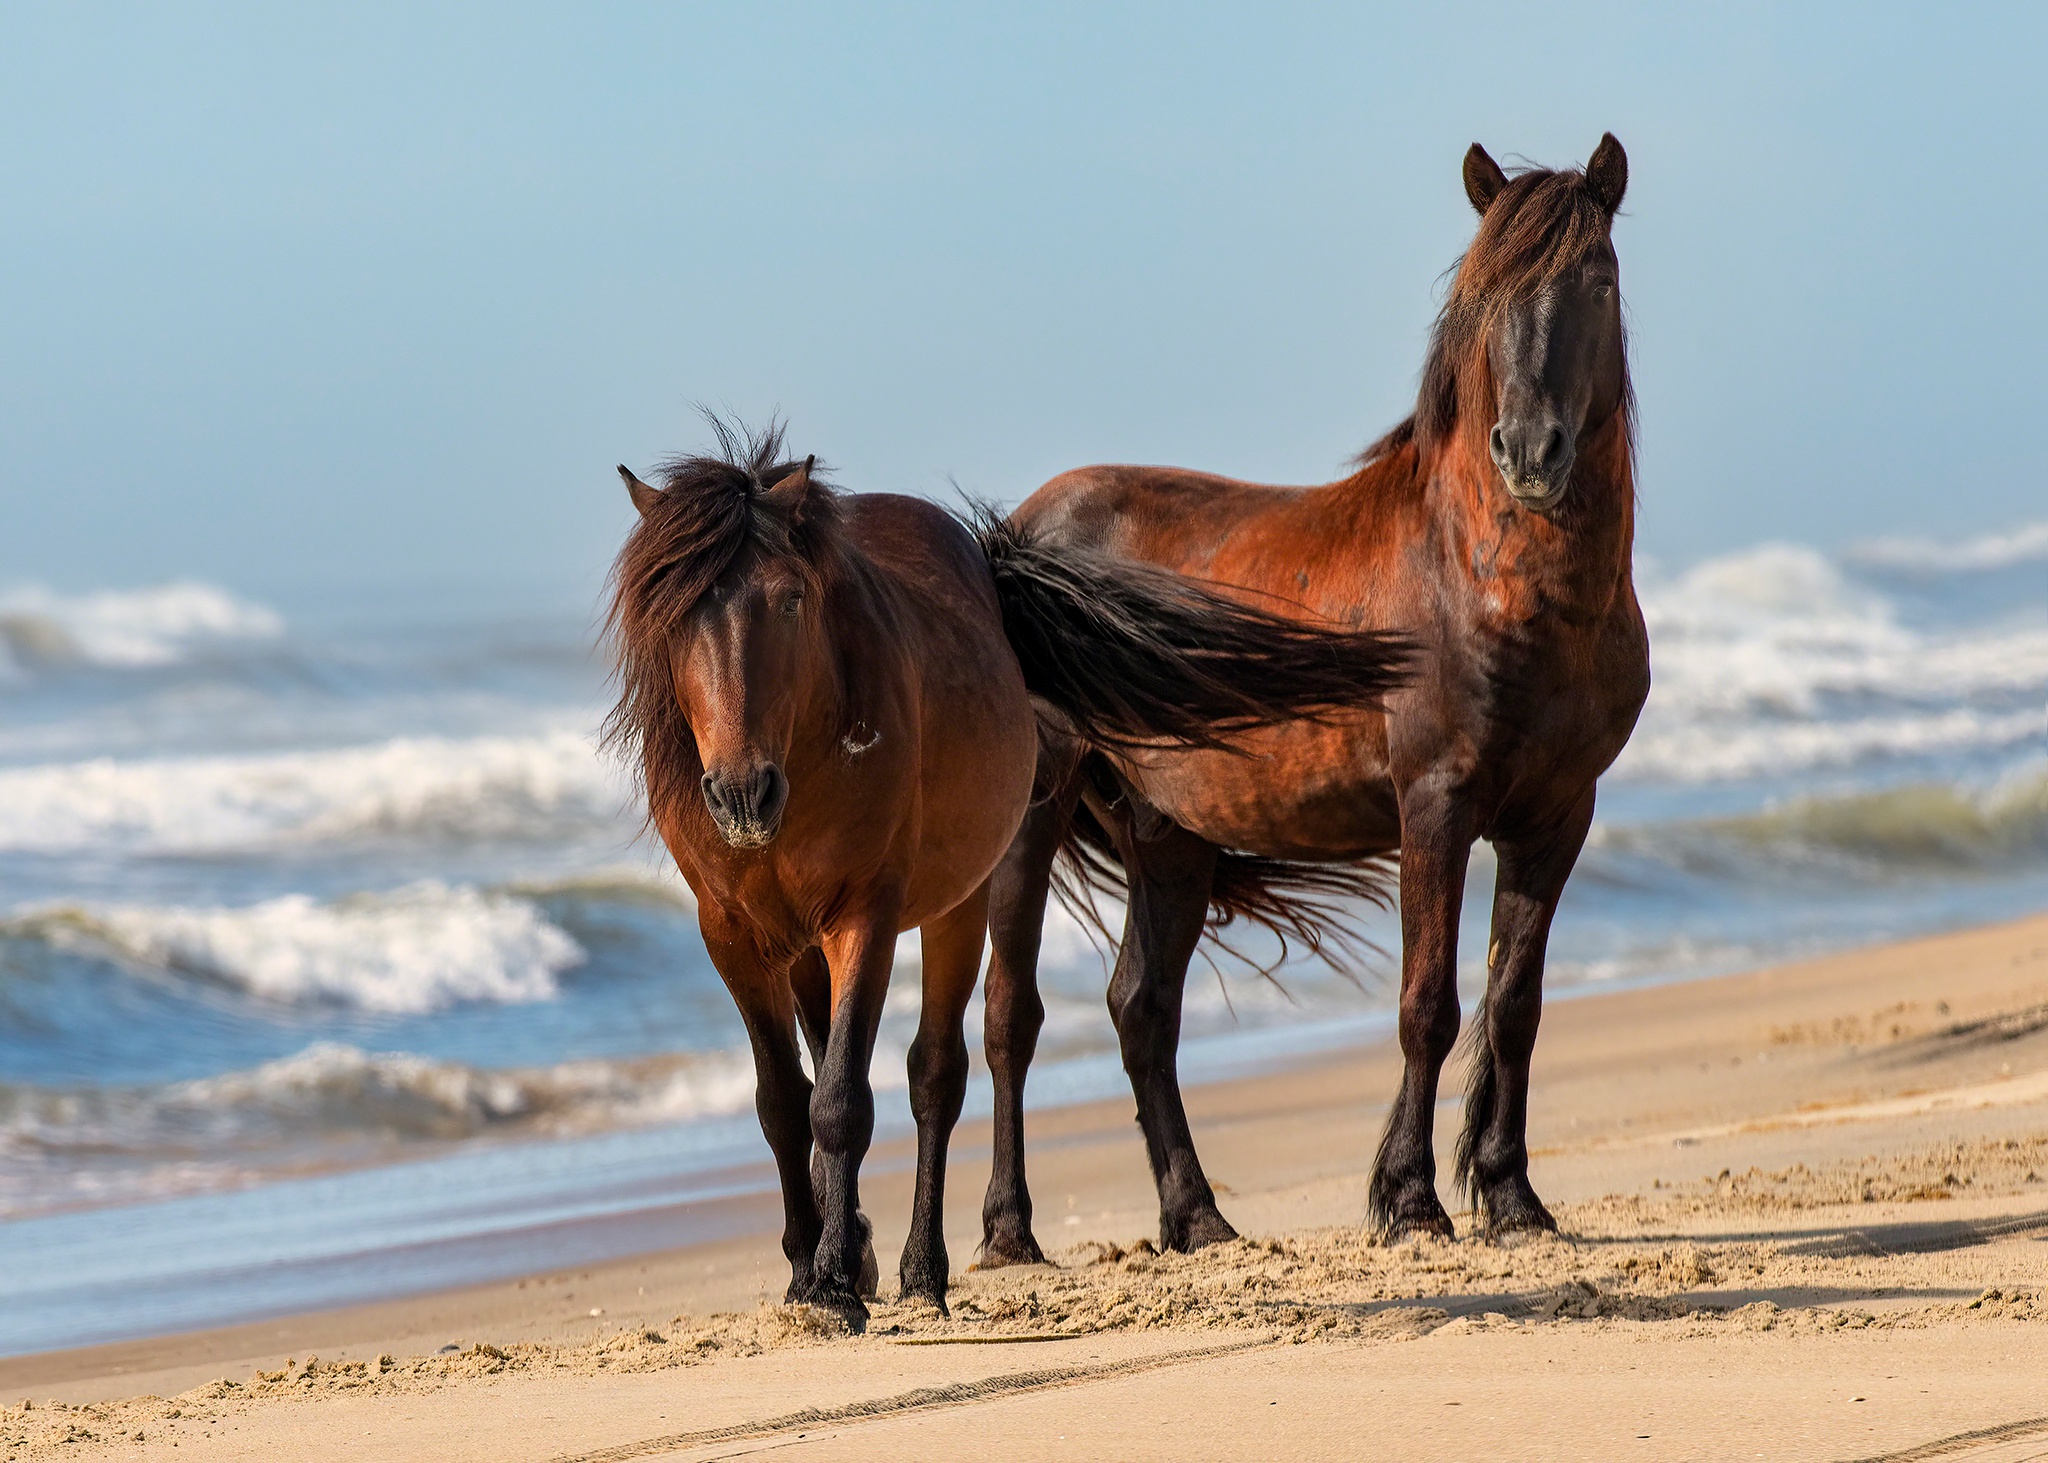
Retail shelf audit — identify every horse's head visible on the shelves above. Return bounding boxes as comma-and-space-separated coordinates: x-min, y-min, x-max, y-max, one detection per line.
607, 424, 840, 851
1429, 134, 1630, 513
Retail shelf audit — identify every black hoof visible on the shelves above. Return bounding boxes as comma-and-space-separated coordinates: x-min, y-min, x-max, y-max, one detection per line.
806, 1285, 870, 1334
1378, 1191, 1457, 1243
1161, 1206, 1239, 1254
972, 1225, 1048, 1269
897, 1281, 951, 1316
1479, 1180, 1557, 1238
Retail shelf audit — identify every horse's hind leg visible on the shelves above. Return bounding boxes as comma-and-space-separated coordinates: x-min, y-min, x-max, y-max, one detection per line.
1105, 805, 1235, 1253
1455, 791, 1595, 1236
899, 882, 989, 1311
793, 948, 876, 1298
1369, 784, 1474, 1241
977, 783, 1076, 1268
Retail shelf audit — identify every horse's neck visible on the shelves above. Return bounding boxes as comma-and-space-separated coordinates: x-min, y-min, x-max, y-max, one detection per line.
1425, 415, 1635, 625
807, 552, 897, 750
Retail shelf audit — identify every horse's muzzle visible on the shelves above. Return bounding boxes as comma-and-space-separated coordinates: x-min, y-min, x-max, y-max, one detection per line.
702, 763, 788, 848
1490, 417, 1574, 511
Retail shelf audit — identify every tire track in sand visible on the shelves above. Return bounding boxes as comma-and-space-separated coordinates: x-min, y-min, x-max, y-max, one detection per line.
543, 1336, 1272, 1463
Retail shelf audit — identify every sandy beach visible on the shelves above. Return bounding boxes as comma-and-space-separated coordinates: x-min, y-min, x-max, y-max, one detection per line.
5, 912, 2046, 1462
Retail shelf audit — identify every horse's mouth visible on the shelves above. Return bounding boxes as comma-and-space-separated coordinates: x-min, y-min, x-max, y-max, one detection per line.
718, 821, 780, 850
1504, 473, 1571, 512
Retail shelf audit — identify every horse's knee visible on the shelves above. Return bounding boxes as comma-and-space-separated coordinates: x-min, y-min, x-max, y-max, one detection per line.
908, 1032, 969, 1126
1399, 990, 1460, 1066
810, 1074, 875, 1157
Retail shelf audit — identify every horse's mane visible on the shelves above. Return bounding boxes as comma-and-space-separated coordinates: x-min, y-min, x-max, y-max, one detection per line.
1357, 162, 1632, 473
602, 418, 841, 819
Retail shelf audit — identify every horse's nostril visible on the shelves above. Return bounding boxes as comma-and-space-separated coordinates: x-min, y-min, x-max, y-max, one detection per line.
1540, 426, 1566, 469
754, 764, 788, 827
701, 773, 727, 819
1488, 425, 1510, 467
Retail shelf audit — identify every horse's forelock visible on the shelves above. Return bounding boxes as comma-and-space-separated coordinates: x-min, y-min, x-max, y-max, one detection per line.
602, 420, 840, 819
1413, 167, 1618, 453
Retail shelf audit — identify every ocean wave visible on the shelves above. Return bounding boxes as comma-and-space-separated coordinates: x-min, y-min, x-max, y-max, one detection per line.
0, 582, 281, 677
1848, 520, 2048, 575
12, 883, 585, 1013
1621, 542, 2048, 782
0, 1042, 759, 1217
1596, 762, 2048, 873
1617, 707, 2045, 784
0, 729, 628, 854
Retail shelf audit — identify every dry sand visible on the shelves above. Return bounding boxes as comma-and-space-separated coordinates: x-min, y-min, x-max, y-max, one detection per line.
5, 913, 2047, 1461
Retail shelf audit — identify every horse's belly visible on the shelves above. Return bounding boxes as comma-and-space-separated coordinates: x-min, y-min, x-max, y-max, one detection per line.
1117, 723, 1399, 861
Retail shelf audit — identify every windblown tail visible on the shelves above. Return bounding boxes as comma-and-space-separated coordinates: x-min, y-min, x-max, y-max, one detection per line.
1054, 785, 1398, 976
971, 508, 1414, 752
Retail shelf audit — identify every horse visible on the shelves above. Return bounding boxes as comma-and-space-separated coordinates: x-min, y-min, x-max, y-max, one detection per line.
973, 134, 1649, 1260
603, 420, 1414, 1329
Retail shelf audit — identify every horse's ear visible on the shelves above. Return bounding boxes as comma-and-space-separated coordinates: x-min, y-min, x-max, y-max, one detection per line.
618, 465, 662, 517
1463, 143, 1508, 214
1586, 133, 1627, 215
760, 454, 814, 512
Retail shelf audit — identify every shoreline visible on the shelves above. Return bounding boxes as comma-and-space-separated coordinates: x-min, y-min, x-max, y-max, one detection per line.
1, 904, 1969, 1360
3, 910, 2044, 1422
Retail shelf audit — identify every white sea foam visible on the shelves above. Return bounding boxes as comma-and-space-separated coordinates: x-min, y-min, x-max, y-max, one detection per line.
1849, 520, 2048, 574
0, 729, 628, 854
25, 883, 585, 1013
0, 582, 281, 677
1619, 542, 2048, 782
0, 1042, 760, 1217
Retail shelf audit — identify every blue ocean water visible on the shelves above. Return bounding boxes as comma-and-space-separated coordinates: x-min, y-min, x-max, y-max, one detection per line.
1, 523, 2043, 1353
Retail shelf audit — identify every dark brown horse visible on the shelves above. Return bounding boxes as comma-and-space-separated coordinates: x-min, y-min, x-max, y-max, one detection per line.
604, 421, 1411, 1329
975, 135, 1649, 1259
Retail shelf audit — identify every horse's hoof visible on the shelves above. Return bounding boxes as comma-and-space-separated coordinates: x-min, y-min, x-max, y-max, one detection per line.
971, 1228, 1047, 1269
1378, 1196, 1457, 1243
1162, 1207, 1239, 1253
1480, 1184, 1557, 1239
806, 1286, 870, 1334
897, 1281, 951, 1316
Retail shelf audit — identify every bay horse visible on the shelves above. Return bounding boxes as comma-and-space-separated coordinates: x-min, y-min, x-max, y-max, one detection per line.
604, 421, 1412, 1329
975, 135, 1649, 1258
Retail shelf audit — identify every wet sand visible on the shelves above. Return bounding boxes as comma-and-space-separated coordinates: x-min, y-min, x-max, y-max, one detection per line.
5, 912, 2047, 1461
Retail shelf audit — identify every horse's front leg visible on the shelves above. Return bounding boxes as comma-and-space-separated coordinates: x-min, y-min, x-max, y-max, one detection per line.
701, 919, 820, 1300
793, 948, 877, 1299
807, 902, 901, 1331
899, 881, 989, 1311
1455, 789, 1596, 1235
1369, 781, 1474, 1240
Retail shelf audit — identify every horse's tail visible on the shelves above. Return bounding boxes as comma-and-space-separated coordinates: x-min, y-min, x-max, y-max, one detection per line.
1050, 784, 1398, 977
970, 507, 1415, 754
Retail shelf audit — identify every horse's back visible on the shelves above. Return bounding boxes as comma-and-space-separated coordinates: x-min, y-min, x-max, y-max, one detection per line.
1015, 466, 1315, 573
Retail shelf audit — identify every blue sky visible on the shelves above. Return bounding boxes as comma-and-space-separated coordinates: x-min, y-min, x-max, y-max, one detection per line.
1, 2, 2041, 609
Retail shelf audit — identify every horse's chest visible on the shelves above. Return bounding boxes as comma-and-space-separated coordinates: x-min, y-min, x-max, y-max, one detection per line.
1449, 617, 1647, 799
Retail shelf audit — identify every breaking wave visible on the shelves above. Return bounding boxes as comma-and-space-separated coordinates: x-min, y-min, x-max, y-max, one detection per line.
0, 1042, 759, 1217
0, 729, 627, 854
0, 582, 281, 677
1596, 762, 2048, 874
11, 883, 586, 1014
1619, 541, 2047, 783
1848, 520, 2048, 575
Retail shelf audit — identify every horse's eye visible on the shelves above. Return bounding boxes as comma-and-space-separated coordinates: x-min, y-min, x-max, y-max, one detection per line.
1592, 282, 1614, 299
781, 591, 804, 616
